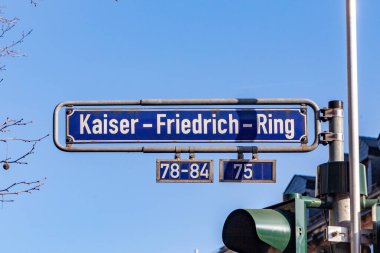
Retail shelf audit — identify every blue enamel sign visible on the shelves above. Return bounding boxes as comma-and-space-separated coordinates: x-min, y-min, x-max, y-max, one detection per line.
219, 159, 276, 182
66, 108, 307, 143
156, 159, 213, 183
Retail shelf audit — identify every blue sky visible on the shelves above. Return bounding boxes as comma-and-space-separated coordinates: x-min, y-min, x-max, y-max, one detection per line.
0, 1, 379, 252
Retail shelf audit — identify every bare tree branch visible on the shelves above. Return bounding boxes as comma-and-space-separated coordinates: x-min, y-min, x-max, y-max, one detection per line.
1, 142, 36, 164
0, 118, 32, 132
0, 29, 33, 57
0, 134, 49, 143
0, 2, 35, 81
0, 178, 46, 202
0, 134, 49, 165
0, 17, 19, 39
0, 1, 45, 206
0, 199, 14, 203
31, 1, 38, 7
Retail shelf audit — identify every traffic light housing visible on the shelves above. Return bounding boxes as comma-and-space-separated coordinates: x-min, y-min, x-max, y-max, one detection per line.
222, 162, 377, 253
222, 208, 295, 253
222, 194, 329, 253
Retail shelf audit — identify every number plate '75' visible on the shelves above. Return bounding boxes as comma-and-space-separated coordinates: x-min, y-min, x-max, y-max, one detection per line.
219, 159, 276, 183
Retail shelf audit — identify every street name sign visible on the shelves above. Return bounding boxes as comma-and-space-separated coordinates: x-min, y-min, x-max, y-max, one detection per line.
156, 159, 213, 183
66, 108, 307, 143
219, 159, 276, 182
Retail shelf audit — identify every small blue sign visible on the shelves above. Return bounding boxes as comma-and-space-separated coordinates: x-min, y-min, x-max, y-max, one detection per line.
219, 159, 276, 182
156, 159, 213, 183
66, 108, 307, 143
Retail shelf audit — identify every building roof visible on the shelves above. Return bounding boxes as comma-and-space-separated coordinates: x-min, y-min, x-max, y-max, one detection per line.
360, 135, 380, 148
343, 135, 380, 161
361, 135, 380, 156
283, 174, 315, 198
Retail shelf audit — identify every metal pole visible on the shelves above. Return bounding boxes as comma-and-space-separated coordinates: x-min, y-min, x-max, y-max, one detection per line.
328, 101, 350, 253
346, 0, 361, 252
328, 101, 344, 162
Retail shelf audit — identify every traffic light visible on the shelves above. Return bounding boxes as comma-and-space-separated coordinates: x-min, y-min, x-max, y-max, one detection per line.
222, 208, 295, 253
222, 194, 329, 253
222, 161, 378, 253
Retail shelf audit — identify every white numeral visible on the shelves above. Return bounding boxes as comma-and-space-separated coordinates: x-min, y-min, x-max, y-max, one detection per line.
170, 163, 180, 178
190, 163, 200, 179
161, 163, 170, 179
234, 164, 243, 179
200, 163, 209, 178
243, 164, 253, 179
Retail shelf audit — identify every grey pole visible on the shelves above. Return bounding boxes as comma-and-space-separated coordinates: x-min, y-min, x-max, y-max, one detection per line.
328, 101, 344, 162
346, 0, 361, 252
327, 101, 351, 253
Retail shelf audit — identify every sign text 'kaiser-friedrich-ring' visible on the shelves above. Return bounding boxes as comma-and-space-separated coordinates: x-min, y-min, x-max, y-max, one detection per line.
66, 108, 307, 143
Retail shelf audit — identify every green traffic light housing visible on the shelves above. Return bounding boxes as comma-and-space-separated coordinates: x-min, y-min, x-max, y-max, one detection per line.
222, 194, 331, 253
222, 208, 295, 253
222, 161, 374, 253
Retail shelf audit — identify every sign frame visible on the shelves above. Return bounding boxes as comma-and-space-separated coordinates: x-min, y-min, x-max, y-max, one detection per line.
53, 98, 321, 154
219, 159, 276, 183
156, 159, 214, 183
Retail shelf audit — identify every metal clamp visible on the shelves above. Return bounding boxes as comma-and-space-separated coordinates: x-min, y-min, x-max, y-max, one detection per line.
326, 226, 349, 243
320, 132, 344, 145
236, 152, 258, 160
320, 107, 344, 122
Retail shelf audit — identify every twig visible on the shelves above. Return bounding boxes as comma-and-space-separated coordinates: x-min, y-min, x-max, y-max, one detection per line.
0, 17, 19, 38
0, 178, 46, 202
0, 118, 32, 132
0, 134, 48, 164
30, 0, 39, 7
0, 134, 49, 143
0, 29, 33, 57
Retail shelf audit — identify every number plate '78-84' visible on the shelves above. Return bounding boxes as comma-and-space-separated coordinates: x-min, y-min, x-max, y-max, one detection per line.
156, 160, 213, 183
